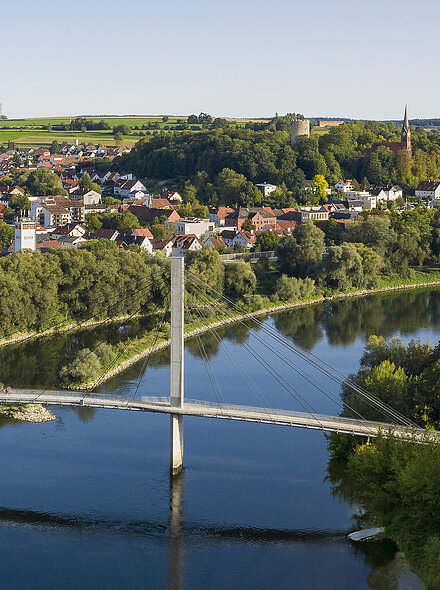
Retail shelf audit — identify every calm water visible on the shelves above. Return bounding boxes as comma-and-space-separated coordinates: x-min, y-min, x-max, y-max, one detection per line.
1, 288, 439, 589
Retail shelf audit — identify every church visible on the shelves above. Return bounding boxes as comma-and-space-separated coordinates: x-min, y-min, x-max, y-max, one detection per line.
364, 106, 411, 155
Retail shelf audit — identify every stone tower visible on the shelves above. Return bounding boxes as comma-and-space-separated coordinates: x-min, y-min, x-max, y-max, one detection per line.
401, 105, 411, 154
291, 117, 310, 146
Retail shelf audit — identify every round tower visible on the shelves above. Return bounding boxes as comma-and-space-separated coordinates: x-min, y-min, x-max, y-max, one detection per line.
291, 118, 310, 146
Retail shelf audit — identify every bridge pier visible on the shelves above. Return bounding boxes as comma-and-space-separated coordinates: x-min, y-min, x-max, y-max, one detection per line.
170, 257, 185, 476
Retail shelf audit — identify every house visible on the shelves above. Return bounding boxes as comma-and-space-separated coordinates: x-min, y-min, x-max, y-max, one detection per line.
255, 182, 277, 198
334, 179, 354, 193
345, 193, 377, 210
209, 206, 235, 227
204, 235, 228, 249
89, 228, 120, 241
299, 207, 329, 222
131, 228, 153, 239
161, 191, 182, 203
172, 234, 202, 257
57, 235, 87, 248
150, 238, 174, 257
166, 217, 215, 239
31, 202, 71, 227
233, 230, 257, 249
219, 229, 238, 248
370, 185, 403, 201
225, 207, 276, 230
127, 206, 180, 225
51, 223, 86, 240
415, 181, 440, 200
115, 235, 153, 253
114, 179, 147, 198
70, 189, 101, 206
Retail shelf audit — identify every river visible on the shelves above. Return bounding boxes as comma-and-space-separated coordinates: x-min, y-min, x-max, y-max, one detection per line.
1, 288, 438, 589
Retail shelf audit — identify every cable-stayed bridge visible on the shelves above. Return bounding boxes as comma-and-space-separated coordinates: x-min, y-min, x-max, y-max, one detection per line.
1, 257, 439, 474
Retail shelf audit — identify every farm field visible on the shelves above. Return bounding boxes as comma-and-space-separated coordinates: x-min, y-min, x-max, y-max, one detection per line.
0, 115, 267, 148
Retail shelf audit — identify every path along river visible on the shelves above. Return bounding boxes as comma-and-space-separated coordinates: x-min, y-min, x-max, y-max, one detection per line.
1, 287, 438, 589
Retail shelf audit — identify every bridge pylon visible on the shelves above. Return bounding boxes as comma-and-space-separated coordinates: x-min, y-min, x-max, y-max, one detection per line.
170, 256, 185, 475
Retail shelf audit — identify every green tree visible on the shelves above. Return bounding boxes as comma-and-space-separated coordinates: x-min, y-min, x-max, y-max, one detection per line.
316, 242, 364, 291
50, 140, 60, 154
85, 212, 103, 232
255, 230, 280, 251
242, 218, 256, 232
186, 248, 224, 294
79, 172, 101, 194
224, 261, 256, 299
26, 168, 67, 196
0, 222, 14, 250
276, 222, 326, 278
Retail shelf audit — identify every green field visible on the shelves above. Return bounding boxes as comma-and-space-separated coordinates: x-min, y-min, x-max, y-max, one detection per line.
0, 115, 260, 148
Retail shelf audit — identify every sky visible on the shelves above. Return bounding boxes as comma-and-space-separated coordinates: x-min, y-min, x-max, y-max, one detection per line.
2, 0, 439, 120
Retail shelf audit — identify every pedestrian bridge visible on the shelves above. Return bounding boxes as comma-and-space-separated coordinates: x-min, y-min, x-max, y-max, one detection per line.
1, 389, 437, 442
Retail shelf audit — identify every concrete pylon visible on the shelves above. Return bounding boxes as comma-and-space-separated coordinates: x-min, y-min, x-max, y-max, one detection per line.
170, 256, 184, 475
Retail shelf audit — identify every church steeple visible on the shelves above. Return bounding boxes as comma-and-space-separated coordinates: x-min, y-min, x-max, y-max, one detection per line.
401, 104, 411, 154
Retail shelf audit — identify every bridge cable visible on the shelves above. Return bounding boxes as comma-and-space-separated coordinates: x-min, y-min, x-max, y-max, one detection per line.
185, 270, 417, 430
186, 288, 327, 429
186, 282, 330, 431
184, 300, 226, 410
188, 279, 376, 430
187, 270, 415, 429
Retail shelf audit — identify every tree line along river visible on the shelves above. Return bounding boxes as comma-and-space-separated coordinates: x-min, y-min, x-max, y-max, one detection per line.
0, 288, 437, 589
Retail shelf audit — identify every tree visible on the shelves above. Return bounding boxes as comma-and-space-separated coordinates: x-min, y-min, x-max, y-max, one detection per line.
114, 131, 123, 143
313, 174, 329, 202
162, 116, 169, 123
186, 248, 224, 294
0, 222, 14, 250
275, 275, 315, 301
316, 243, 364, 291
115, 211, 140, 234
242, 218, 256, 232
103, 196, 120, 205
26, 168, 67, 196
79, 172, 101, 194
224, 261, 256, 299
255, 230, 280, 251
9, 193, 31, 215
85, 212, 103, 232
276, 222, 326, 278
50, 140, 60, 154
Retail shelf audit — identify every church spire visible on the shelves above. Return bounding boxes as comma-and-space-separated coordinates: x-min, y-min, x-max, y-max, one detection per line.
401, 104, 411, 154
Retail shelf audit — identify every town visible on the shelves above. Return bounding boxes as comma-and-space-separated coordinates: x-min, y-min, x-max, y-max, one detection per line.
1, 107, 439, 257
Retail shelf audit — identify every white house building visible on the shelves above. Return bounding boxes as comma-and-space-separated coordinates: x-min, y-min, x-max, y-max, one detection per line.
166, 217, 215, 239
334, 179, 354, 193
299, 207, 329, 222
415, 181, 440, 200
255, 183, 277, 198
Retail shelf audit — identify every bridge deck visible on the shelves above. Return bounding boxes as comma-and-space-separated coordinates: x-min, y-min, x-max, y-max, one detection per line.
0, 389, 436, 440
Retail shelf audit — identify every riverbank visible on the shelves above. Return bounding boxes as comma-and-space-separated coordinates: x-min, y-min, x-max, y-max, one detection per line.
76, 273, 440, 390
0, 403, 56, 422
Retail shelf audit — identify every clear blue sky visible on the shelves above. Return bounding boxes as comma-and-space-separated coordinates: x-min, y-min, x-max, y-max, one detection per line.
2, 0, 439, 120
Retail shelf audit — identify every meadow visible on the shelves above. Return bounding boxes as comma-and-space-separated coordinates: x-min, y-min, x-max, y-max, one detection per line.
0, 115, 265, 148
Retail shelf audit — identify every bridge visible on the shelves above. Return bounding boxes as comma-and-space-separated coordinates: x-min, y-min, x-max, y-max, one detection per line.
0, 390, 434, 442
1, 257, 438, 475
